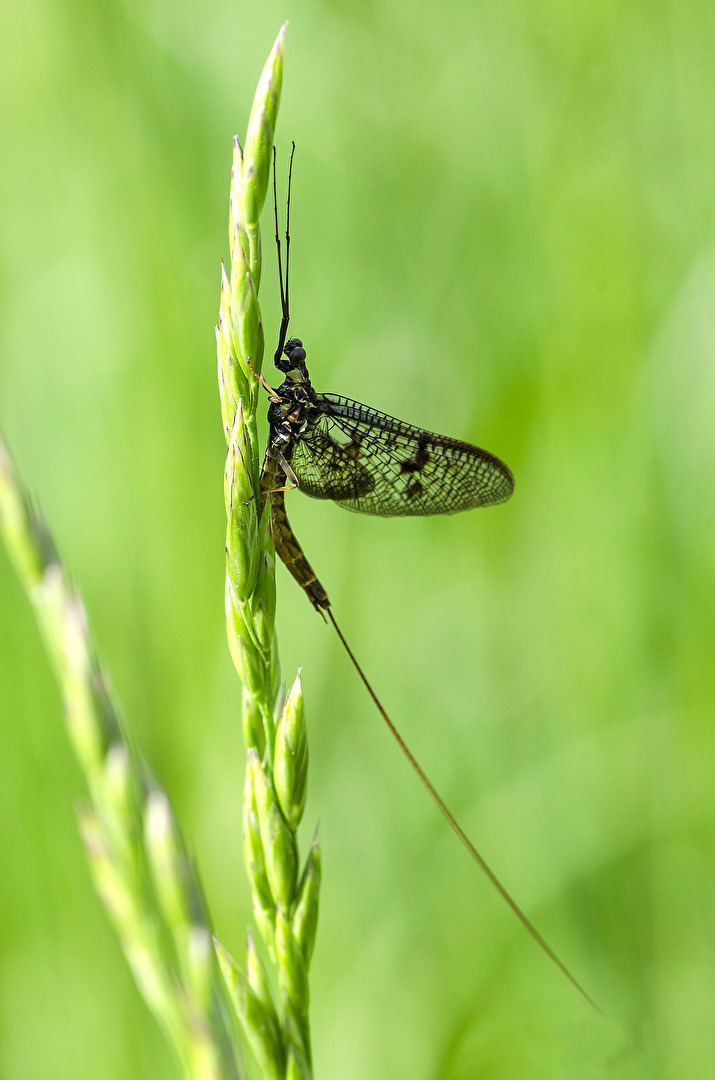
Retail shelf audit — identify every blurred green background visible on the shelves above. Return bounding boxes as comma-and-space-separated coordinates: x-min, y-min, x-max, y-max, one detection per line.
1, 1, 714, 1077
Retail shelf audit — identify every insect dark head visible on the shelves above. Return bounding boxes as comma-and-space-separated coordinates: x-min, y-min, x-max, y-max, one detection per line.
276, 336, 309, 382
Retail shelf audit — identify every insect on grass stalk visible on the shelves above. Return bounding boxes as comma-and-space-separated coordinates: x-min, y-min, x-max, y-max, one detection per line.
258, 127, 602, 1016
217, 24, 321, 1080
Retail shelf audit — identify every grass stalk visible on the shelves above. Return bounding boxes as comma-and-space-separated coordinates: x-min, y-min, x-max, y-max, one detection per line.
0, 434, 242, 1080
0, 23, 315, 1080
216, 24, 321, 1080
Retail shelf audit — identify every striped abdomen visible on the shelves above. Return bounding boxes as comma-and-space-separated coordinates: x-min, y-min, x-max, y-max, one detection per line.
260, 449, 330, 611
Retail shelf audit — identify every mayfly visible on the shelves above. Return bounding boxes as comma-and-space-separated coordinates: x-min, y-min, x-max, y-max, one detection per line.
258, 147, 600, 1014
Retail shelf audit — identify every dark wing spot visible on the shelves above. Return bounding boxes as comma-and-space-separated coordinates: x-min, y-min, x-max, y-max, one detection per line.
405, 477, 424, 500
400, 436, 431, 474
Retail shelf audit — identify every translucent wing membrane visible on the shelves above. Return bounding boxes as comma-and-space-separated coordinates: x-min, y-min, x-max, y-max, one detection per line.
290, 393, 514, 516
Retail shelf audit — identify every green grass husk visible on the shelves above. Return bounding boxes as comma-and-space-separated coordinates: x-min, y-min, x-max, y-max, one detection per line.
217, 25, 321, 1080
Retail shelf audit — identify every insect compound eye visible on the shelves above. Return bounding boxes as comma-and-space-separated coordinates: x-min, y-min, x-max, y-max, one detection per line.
285, 338, 306, 364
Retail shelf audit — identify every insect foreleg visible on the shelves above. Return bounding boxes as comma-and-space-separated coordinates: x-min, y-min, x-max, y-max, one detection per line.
245, 357, 281, 401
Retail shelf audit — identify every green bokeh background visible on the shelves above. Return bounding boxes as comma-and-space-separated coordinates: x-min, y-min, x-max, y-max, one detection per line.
1, 2, 714, 1078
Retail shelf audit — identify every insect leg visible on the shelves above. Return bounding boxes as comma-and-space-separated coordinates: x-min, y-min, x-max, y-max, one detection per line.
259, 448, 299, 501
246, 357, 281, 401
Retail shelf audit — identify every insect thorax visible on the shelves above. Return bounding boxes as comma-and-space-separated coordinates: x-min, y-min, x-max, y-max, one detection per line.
268, 378, 318, 454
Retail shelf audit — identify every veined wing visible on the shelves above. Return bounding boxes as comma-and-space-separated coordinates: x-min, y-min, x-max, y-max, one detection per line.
291, 392, 514, 516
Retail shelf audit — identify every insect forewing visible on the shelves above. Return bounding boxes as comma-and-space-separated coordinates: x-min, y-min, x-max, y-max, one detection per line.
288, 393, 514, 516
